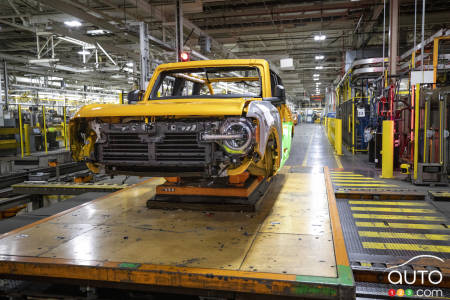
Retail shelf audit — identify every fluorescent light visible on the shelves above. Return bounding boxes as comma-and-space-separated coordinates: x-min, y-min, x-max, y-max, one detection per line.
314, 78, 319, 81
64, 20, 82, 27
126, 62, 134, 67
78, 50, 90, 55
316, 82, 321, 85
315, 66, 324, 70
315, 55, 324, 60
313, 74, 320, 77
314, 35, 326, 41
86, 29, 111, 35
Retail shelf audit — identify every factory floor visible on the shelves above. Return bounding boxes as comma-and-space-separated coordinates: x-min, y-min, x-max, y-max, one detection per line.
0, 122, 448, 299
288, 123, 449, 194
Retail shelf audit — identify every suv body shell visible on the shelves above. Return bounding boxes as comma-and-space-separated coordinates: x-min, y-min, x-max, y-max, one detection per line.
70, 59, 293, 178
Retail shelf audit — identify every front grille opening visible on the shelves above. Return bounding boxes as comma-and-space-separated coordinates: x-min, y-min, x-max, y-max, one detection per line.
103, 133, 148, 162
156, 133, 206, 162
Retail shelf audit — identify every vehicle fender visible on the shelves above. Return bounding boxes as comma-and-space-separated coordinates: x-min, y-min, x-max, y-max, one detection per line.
247, 101, 282, 159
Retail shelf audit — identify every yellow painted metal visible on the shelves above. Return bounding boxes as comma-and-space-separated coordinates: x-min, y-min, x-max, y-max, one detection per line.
362, 242, 450, 253
423, 96, 428, 163
350, 207, 436, 213
227, 158, 252, 176
0, 128, 19, 135
73, 98, 250, 118
355, 221, 448, 230
63, 106, 68, 150
414, 85, 420, 180
119, 92, 123, 104
349, 201, 429, 206
0, 140, 17, 149
23, 124, 30, 156
326, 118, 342, 156
352, 97, 355, 154
358, 231, 450, 241
335, 119, 342, 155
143, 59, 272, 101
381, 120, 394, 178
353, 214, 445, 221
42, 105, 48, 153
18, 105, 24, 158
208, 76, 259, 82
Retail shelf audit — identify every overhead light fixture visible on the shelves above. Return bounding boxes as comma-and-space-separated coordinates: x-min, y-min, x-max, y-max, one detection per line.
78, 50, 90, 55
64, 20, 82, 27
316, 82, 321, 85
314, 78, 319, 81
86, 29, 111, 36
313, 74, 320, 77
126, 62, 134, 67
314, 34, 326, 41
315, 55, 324, 60
315, 66, 324, 70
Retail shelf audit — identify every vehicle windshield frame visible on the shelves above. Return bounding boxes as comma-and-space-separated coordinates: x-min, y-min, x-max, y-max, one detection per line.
148, 66, 262, 100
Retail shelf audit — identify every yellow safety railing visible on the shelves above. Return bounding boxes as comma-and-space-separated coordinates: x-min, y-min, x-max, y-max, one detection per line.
326, 117, 343, 155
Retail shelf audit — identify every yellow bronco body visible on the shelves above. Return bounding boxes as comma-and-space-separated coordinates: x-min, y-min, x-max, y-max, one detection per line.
70, 59, 293, 178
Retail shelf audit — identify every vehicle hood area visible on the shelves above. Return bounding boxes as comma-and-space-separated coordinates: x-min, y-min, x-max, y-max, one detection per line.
73, 98, 254, 118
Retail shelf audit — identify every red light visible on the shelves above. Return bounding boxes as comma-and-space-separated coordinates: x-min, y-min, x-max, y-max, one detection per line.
180, 51, 190, 62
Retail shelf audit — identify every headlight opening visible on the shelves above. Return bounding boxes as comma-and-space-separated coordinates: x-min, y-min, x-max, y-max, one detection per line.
220, 119, 254, 154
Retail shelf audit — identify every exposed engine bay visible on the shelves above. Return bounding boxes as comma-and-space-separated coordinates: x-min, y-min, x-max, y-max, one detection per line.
74, 117, 259, 177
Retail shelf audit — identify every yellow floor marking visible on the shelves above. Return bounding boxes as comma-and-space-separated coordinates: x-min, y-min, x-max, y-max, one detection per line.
355, 222, 449, 230
333, 180, 386, 183
353, 214, 445, 221
335, 183, 398, 187
350, 201, 429, 206
351, 207, 436, 213
330, 171, 355, 174
331, 175, 375, 179
333, 153, 343, 169
362, 242, 450, 253
338, 187, 402, 190
301, 133, 314, 167
359, 231, 450, 241
360, 262, 372, 267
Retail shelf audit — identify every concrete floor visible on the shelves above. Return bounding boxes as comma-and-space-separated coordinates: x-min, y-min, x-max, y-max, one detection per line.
288, 123, 449, 194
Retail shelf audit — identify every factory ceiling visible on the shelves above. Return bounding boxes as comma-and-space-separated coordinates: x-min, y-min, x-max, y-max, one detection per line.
0, 0, 449, 106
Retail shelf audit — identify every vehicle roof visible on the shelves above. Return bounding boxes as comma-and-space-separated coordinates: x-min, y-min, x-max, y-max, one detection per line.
155, 59, 270, 72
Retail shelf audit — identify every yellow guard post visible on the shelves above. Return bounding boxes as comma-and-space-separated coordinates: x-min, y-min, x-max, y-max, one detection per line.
381, 120, 394, 178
